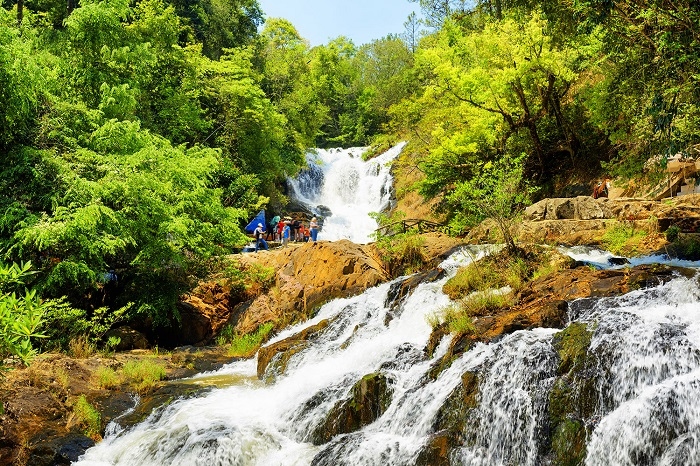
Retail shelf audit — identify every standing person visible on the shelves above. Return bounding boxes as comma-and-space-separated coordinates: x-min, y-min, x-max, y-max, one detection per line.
309, 217, 319, 242
254, 223, 268, 252
267, 215, 280, 240
276, 218, 285, 242
282, 221, 291, 248
292, 218, 301, 242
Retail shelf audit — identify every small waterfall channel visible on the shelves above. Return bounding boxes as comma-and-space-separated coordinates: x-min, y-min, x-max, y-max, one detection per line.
286, 143, 404, 244
74, 251, 700, 463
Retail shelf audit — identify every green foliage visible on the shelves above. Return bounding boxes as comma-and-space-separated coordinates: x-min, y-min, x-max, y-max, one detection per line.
601, 221, 647, 255
95, 365, 119, 389
218, 322, 274, 358
0, 11, 46, 148
39, 301, 130, 352
443, 304, 476, 335
121, 359, 166, 392
665, 225, 680, 243
72, 395, 101, 439
666, 233, 700, 261
0, 261, 52, 373
370, 211, 426, 277
445, 158, 533, 253
221, 260, 275, 301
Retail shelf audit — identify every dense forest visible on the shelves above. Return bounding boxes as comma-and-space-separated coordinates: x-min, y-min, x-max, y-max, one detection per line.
1, 0, 699, 363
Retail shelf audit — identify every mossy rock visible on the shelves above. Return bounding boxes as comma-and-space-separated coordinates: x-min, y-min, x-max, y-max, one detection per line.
548, 322, 597, 465
551, 418, 587, 466
311, 372, 392, 445
552, 322, 592, 375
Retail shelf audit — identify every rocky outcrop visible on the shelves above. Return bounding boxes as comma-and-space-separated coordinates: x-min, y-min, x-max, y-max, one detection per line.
179, 240, 388, 345
311, 372, 392, 445
256, 319, 331, 381
469, 264, 684, 343
523, 194, 700, 223
0, 346, 232, 466
180, 234, 464, 346
466, 194, 700, 247
547, 322, 595, 466
415, 371, 480, 466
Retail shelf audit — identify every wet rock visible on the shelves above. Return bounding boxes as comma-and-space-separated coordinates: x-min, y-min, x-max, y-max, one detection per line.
416, 371, 480, 464
385, 268, 445, 324
256, 319, 330, 381
114, 383, 210, 430
415, 431, 453, 466
607, 256, 630, 266
104, 326, 149, 351
311, 372, 392, 445
52, 434, 95, 465
316, 205, 333, 217
547, 322, 596, 465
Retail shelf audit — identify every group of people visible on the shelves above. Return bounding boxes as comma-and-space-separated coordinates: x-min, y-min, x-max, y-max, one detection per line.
253, 215, 319, 252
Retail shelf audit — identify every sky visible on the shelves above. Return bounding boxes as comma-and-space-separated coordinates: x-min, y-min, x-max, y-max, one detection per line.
256, 0, 422, 47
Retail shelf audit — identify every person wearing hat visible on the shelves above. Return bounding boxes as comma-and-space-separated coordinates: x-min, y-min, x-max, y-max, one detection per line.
282, 220, 291, 248
309, 217, 319, 242
254, 223, 268, 252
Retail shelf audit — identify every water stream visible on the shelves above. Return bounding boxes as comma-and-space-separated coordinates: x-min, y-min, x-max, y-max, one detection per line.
286, 143, 404, 244
74, 145, 700, 465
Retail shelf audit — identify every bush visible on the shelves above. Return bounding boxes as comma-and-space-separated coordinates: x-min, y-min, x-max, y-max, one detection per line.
121, 359, 167, 393
0, 262, 53, 372
95, 366, 119, 389
219, 322, 275, 358
222, 261, 275, 301
73, 395, 101, 439
666, 225, 680, 242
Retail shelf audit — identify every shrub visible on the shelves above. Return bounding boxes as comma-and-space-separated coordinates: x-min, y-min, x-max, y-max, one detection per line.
121, 359, 166, 393
601, 221, 647, 255
73, 395, 101, 439
443, 304, 476, 335
0, 262, 52, 372
222, 261, 275, 301
68, 336, 96, 359
221, 322, 275, 358
666, 225, 680, 242
95, 366, 119, 389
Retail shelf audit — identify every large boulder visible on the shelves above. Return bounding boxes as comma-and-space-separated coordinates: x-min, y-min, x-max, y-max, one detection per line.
179, 240, 389, 346
311, 372, 392, 445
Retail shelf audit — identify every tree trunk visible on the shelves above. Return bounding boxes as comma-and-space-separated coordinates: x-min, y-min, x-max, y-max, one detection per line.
17, 0, 24, 26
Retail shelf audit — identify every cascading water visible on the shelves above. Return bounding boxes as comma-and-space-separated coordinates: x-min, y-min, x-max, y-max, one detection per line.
286, 143, 405, 244
75, 245, 700, 466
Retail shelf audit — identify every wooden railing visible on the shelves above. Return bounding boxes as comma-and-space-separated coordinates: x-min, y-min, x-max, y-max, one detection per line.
375, 218, 445, 237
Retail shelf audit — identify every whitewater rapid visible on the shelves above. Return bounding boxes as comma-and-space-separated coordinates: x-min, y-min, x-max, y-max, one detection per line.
286, 143, 404, 244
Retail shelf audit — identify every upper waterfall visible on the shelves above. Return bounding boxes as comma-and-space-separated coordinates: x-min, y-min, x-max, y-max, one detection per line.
286, 143, 405, 244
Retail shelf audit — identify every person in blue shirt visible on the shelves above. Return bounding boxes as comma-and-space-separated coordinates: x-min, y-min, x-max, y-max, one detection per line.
282, 222, 291, 248
309, 217, 319, 242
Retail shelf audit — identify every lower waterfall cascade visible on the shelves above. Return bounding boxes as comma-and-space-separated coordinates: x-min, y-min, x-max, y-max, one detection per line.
73, 246, 700, 465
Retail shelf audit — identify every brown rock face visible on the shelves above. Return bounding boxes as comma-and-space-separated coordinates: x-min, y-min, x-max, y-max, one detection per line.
466, 264, 683, 344
513, 195, 700, 247
179, 240, 389, 345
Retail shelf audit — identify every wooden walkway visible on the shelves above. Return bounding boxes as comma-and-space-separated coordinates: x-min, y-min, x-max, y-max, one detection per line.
375, 218, 445, 237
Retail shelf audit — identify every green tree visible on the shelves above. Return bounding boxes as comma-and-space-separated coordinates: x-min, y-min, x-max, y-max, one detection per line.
0, 12, 46, 148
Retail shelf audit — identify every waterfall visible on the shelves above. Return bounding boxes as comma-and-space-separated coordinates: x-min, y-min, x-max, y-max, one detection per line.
286, 143, 405, 244
75, 246, 700, 466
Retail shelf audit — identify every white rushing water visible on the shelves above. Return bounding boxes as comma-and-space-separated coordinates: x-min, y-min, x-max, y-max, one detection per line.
286, 143, 405, 244
75, 244, 700, 466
